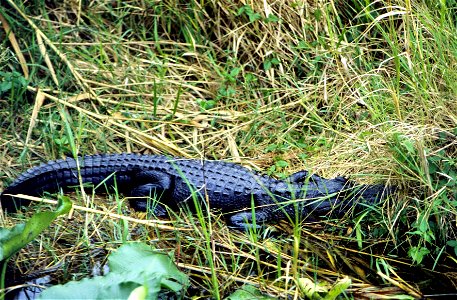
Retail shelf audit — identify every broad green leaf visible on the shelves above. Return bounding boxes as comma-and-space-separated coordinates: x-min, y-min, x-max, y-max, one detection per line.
408, 246, 430, 264
226, 285, 275, 300
275, 160, 289, 168
0, 196, 72, 261
447, 240, 457, 247
39, 243, 189, 299
265, 14, 279, 23
324, 276, 351, 300
108, 243, 188, 292
299, 278, 327, 299
40, 272, 160, 299
128, 285, 148, 300
447, 240, 457, 257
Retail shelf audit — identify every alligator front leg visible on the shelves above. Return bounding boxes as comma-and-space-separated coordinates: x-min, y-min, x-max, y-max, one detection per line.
287, 170, 311, 183
228, 208, 277, 230
287, 170, 334, 185
128, 170, 172, 217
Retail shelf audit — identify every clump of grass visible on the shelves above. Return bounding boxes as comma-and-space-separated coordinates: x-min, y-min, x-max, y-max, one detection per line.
0, 0, 456, 298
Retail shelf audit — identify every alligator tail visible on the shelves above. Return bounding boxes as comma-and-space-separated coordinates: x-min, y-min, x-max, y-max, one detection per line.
0, 154, 139, 212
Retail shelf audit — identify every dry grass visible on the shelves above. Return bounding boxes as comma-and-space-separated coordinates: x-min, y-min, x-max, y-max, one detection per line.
0, 0, 456, 298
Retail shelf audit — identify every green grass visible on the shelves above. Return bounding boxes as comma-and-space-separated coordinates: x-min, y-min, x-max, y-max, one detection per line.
0, 0, 456, 298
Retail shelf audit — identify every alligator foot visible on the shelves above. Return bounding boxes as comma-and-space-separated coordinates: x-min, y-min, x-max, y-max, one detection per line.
228, 209, 277, 230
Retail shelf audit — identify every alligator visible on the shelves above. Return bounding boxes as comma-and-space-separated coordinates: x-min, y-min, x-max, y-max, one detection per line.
0, 153, 393, 229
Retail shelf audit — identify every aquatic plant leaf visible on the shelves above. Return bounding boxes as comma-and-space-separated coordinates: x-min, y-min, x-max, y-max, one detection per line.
39, 243, 189, 299
226, 284, 276, 300
0, 195, 72, 261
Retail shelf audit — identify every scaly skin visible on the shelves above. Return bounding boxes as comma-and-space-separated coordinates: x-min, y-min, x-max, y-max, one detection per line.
0, 153, 392, 228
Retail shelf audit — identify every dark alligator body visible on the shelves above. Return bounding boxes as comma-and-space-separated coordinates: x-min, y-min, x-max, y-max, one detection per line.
0, 153, 392, 229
